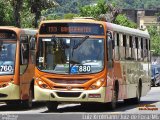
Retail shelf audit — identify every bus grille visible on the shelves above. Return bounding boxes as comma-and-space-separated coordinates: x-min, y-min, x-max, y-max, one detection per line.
56, 92, 82, 98
49, 78, 89, 84
54, 86, 84, 90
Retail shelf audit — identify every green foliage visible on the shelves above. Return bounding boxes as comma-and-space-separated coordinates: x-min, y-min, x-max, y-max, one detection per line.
64, 13, 79, 19
79, 0, 108, 18
20, 0, 34, 28
106, 0, 160, 9
45, 14, 62, 20
79, 0, 137, 28
147, 25, 160, 56
0, 0, 160, 27
53, 0, 96, 14
115, 14, 137, 28
0, 0, 14, 26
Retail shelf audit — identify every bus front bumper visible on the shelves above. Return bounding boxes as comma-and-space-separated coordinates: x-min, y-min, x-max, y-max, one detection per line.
0, 83, 20, 100
34, 86, 107, 103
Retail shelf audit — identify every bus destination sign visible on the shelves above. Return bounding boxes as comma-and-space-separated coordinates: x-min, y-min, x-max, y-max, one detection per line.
39, 23, 104, 35
0, 30, 16, 40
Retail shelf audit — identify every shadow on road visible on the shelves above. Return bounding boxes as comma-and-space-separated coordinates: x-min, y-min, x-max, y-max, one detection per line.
43, 100, 159, 113
0, 102, 45, 111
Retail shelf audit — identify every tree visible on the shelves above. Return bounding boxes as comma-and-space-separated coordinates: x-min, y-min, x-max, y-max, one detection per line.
14, 0, 24, 27
20, 0, 35, 28
115, 14, 137, 28
30, 0, 59, 28
64, 13, 79, 19
79, 0, 137, 28
79, 0, 108, 18
147, 25, 160, 56
0, 0, 19, 26
6, 0, 24, 27
0, 1, 10, 25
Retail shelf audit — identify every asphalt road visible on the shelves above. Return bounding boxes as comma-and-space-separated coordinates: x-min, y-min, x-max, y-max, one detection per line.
0, 87, 160, 120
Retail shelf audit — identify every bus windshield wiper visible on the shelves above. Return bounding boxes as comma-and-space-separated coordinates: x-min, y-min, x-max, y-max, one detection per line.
70, 59, 80, 64
73, 36, 89, 49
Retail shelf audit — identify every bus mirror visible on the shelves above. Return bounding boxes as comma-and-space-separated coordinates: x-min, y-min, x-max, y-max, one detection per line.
107, 31, 114, 49
112, 40, 115, 49
30, 37, 36, 50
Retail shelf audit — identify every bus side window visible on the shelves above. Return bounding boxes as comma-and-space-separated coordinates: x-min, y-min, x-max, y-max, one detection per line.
114, 33, 119, 60
132, 37, 137, 61
137, 37, 142, 61
119, 34, 125, 60
128, 36, 132, 60
135, 37, 138, 61
20, 35, 29, 74
125, 35, 130, 60
123, 35, 126, 59
141, 38, 144, 61
107, 31, 113, 69
143, 38, 148, 62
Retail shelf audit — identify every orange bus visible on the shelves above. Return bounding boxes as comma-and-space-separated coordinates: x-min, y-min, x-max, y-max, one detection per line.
0, 27, 37, 108
34, 19, 151, 111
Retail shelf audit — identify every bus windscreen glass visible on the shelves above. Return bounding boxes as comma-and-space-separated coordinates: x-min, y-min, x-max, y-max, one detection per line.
0, 41, 16, 75
37, 37, 104, 74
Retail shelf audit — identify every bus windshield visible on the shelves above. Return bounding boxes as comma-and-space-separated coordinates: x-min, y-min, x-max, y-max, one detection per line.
0, 41, 16, 75
37, 37, 104, 74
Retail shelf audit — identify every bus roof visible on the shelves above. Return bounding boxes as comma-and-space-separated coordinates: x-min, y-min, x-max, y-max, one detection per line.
40, 19, 150, 38
40, 19, 104, 25
22, 29, 37, 35
0, 26, 37, 36
106, 22, 150, 38
0, 26, 20, 32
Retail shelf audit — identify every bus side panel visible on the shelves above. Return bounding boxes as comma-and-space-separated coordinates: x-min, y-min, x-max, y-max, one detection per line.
141, 62, 151, 96
125, 61, 150, 99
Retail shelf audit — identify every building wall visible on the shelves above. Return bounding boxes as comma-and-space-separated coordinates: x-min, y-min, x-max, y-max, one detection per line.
122, 9, 137, 23
122, 8, 160, 28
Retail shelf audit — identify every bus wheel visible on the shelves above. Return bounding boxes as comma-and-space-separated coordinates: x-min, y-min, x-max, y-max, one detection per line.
151, 79, 156, 87
28, 88, 33, 108
23, 88, 33, 108
46, 102, 58, 111
108, 89, 117, 110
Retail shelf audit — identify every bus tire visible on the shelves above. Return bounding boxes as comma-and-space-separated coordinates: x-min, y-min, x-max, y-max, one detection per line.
108, 89, 117, 110
22, 88, 33, 108
28, 88, 33, 108
151, 79, 156, 87
46, 102, 58, 111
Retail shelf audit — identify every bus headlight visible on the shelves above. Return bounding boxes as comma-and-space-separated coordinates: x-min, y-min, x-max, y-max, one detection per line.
88, 78, 105, 90
35, 79, 51, 89
0, 82, 9, 88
